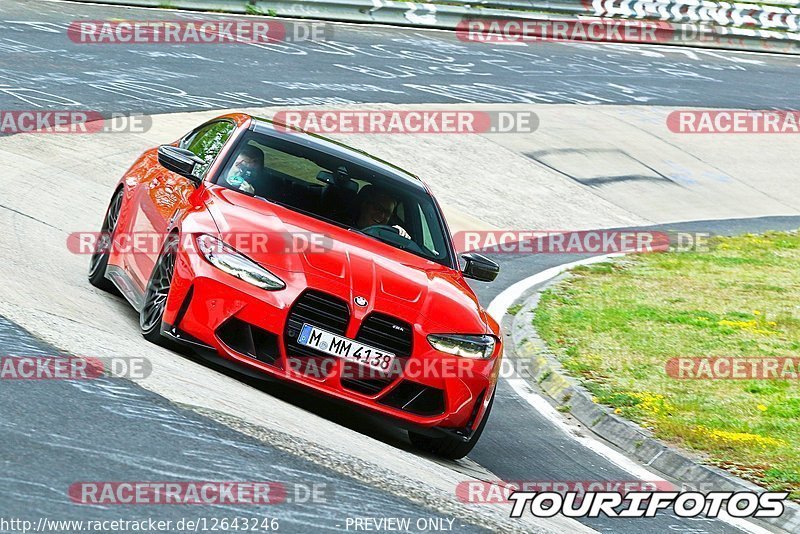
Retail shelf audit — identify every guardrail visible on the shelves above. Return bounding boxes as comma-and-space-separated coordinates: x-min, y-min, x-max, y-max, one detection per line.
61, 0, 800, 54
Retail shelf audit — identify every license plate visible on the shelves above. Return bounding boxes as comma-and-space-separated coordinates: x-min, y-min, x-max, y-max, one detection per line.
297, 323, 396, 373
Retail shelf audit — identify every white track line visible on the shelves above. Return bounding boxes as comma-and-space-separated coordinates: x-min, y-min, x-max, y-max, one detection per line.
487, 255, 774, 534
46, 0, 791, 59
485, 254, 623, 322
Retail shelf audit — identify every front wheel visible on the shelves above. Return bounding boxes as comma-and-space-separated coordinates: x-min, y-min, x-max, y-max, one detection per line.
408, 391, 494, 460
88, 189, 123, 294
140, 235, 178, 346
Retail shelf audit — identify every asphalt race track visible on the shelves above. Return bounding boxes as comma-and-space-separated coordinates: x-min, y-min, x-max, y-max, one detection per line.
1, 0, 799, 533
1, 0, 800, 112
0, 317, 485, 533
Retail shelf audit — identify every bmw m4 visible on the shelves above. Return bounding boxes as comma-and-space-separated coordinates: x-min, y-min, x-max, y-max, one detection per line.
88, 113, 502, 459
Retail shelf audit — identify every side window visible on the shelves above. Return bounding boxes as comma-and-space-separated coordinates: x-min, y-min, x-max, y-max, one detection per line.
417, 204, 438, 255
183, 121, 236, 176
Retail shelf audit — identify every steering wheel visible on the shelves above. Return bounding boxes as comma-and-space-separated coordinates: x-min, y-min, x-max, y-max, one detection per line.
361, 224, 404, 237
361, 225, 425, 255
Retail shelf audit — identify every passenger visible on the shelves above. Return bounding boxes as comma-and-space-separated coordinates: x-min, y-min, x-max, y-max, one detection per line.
223, 145, 263, 194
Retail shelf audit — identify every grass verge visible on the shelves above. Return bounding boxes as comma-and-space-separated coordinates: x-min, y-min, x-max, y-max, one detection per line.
533, 231, 800, 499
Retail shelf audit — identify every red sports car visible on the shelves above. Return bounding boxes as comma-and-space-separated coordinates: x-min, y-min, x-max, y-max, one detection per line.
88, 113, 502, 458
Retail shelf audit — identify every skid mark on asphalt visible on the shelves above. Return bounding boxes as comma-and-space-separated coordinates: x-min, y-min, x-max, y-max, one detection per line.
0, 202, 62, 230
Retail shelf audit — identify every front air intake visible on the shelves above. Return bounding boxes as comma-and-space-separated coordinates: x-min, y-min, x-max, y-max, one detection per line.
341, 313, 413, 395
284, 290, 350, 378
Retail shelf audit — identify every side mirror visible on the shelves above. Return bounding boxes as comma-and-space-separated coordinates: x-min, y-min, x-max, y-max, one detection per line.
158, 145, 204, 186
461, 252, 500, 282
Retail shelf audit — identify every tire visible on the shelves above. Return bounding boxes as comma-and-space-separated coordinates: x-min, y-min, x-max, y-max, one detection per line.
140, 234, 179, 347
408, 390, 495, 460
88, 189, 123, 294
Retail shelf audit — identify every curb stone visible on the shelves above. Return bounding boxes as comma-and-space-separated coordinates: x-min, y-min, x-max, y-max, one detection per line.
507, 273, 800, 533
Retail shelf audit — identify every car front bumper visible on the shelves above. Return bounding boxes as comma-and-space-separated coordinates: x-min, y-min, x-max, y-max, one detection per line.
160, 249, 501, 433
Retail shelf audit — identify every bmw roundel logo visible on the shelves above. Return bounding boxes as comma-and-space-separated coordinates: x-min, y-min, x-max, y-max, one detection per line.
354, 296, 368, 307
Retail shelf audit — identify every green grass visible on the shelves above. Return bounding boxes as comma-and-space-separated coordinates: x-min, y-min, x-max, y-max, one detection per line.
507, 303, 523, 316
245, 4, 264, 16
534, 231, 800, 499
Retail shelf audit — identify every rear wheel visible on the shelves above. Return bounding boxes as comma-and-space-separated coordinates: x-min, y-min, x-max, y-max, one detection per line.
88, 189, 123, 294
140, 235, 178, 346
408, 391, 494, 460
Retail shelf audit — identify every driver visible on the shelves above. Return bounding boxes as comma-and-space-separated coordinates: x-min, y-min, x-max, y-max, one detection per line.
224, 145, 263, 194
356, 187, 410, 239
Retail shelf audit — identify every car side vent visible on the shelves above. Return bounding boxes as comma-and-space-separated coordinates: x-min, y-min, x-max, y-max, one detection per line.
379, 381, 445, 416
216, 317, 280, 367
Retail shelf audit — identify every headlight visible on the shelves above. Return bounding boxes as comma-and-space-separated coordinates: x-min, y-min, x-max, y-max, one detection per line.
196, 234, 285, 290
427, 334, 496, 359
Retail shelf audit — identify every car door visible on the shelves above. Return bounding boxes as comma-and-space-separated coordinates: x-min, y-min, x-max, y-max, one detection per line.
128, 120, 236, 289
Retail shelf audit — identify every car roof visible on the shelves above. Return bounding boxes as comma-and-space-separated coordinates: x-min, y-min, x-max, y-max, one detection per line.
250, 116, 428, 193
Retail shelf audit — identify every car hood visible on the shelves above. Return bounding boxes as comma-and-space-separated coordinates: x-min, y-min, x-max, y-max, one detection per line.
203, 187, 490, 334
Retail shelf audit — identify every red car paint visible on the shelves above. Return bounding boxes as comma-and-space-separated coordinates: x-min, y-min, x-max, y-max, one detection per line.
102, 113, 501, 437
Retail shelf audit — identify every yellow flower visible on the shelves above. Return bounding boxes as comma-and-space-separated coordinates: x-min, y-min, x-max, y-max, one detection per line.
628, 392, 674, 415
757, 404, 768, 412
695, 426, 784, 448
753, 310, 761, 315
717, 319, 777, 336
614, 408, 622, 414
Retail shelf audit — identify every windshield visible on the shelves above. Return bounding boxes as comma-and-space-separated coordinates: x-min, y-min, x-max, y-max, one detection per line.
214, 130, 454, 267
